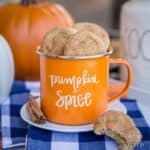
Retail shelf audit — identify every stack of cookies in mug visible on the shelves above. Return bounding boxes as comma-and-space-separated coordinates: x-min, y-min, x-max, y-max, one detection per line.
38, 22, 141, 150
40, 22, 110, 56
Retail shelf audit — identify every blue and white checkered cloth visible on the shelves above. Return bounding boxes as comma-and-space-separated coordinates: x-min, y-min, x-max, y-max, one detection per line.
1, 81, 150, 150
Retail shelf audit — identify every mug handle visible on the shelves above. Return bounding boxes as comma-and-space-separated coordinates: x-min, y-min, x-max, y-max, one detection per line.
108, 59, 132, 103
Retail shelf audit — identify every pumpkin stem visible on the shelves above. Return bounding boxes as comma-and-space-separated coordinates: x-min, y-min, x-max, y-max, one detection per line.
21, 0, 47, 5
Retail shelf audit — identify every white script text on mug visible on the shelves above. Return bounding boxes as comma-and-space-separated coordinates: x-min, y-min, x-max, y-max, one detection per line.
49, 70, 99, 110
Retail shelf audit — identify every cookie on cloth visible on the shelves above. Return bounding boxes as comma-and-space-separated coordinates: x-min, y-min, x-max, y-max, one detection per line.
94, 110, 142, 150
74, 22, 110, 53
64, 31, 104, 56
40, 28, 77, 55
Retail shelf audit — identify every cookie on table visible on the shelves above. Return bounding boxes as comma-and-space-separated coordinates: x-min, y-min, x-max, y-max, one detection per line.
94, 110, 142, 150
74, 22, 110, 53
64, 31, 104, 56
40, 28, 77, 55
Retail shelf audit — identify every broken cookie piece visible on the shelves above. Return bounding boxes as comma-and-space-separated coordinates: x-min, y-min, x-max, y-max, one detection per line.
94, 110, 142, 150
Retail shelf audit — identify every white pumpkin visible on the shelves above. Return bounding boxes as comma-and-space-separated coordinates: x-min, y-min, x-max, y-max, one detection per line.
0, 35, 14, 104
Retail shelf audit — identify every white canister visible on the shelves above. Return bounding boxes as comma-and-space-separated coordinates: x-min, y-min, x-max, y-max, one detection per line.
120, 0, 150, 92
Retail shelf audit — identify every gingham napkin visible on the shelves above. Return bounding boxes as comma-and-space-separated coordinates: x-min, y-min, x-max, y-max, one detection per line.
1, 81, 150, 150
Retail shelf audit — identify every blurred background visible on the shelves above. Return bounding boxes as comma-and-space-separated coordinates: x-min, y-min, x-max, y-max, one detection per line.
0, 0, 128, 36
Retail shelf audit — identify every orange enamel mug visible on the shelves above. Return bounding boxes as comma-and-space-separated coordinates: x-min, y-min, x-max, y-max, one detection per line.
37, 48, 132, 125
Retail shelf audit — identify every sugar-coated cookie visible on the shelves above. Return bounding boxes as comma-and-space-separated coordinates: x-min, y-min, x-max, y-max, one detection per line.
94, 110, 141, 150
64, 31, 104, 56
40, 28, 77, 55
74, 22, 110, 52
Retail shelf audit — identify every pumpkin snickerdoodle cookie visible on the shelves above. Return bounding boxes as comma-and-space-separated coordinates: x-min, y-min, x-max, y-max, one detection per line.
74, 22, 110, 53
94, 110, 142, 150
64, 31, 103, 56
40, 28, 77, 55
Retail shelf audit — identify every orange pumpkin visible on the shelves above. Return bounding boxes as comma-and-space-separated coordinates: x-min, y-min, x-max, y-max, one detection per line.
0, 0, 74, 80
